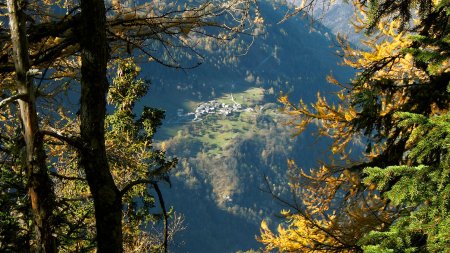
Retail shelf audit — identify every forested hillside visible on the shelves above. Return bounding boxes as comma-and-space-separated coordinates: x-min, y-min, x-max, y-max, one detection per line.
141, 1, 353, 252
0, 0, 448, 252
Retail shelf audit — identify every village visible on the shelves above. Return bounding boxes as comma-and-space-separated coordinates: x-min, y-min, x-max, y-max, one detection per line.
177, 94, 255, 122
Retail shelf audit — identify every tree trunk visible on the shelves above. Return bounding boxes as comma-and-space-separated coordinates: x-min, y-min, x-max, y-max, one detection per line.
78, 0, 123, 251
7, 0, 56, 252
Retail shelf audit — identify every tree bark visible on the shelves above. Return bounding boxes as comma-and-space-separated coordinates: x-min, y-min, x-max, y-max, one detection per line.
77, 0, 123, 251
7, 0, 56, 252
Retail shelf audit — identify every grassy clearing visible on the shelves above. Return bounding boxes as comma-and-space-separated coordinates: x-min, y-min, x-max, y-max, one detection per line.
216, 87, 265, 106
159, 86, 276, 156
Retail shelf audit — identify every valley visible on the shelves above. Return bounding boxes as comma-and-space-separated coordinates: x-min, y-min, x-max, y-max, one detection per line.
140, 1, 354, 252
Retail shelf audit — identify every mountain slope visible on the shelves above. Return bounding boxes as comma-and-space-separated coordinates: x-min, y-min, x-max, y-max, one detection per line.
140, 2, 354, 252
313, 1, 359, 44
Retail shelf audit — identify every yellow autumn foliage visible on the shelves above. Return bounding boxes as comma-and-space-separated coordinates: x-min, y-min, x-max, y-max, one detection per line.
258, 1, 450, 252
259, 215, 349, 253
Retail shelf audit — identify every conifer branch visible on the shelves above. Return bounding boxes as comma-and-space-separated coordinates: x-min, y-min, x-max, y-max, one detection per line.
120, 179, 157, 196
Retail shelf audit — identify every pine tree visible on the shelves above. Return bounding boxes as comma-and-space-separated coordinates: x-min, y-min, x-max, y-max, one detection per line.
259, 0, 449, 252
360, 112, 449, 252
43, 58, 177, 252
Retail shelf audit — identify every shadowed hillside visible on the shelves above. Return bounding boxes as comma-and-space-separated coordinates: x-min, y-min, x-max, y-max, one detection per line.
140, 2, 354, 252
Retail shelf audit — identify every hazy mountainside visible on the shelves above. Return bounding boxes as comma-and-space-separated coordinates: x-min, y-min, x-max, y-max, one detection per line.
313, 1, 359, 44
140, 2, 354, 252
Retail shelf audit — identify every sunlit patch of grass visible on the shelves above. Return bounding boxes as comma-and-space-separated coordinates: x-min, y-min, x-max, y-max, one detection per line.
216, 87, 265, 106
158, 87, 276, 156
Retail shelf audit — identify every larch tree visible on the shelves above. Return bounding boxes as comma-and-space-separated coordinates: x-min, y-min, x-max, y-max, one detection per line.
259, 0, 449, 252
0, 0, 260, 251
6, 0, 57, 251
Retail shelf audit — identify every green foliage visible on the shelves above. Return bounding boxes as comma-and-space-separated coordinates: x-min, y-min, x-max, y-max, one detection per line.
364, 0, 434, 33
108, 61, 149, 110
360, 112, 450, 252
16, 58, 179, 252
0, 115, 31, 251
106, 58, 176, 217
0, 159, 31, 252
138, 107, 165, 140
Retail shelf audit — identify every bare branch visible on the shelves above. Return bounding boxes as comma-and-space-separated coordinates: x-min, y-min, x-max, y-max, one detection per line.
40, 130, 83, 150
152, 182, 168, 253
119, 177, 170, 253
120, 179, 156, 196
49, 171, 85, 181
0, 93, 26, 109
